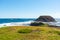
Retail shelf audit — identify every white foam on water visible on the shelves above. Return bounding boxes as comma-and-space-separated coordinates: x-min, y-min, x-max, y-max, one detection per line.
0, 20, 33, 28
0, 20, 60, 28
43, 22, 60, 26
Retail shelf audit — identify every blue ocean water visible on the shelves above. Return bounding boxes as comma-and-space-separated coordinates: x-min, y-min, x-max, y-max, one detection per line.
0, 18, 60, 24
0, 18, 60, 27
0, 18, 35, 24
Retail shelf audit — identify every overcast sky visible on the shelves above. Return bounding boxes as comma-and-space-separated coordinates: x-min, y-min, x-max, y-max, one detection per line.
0, 0, 60, 18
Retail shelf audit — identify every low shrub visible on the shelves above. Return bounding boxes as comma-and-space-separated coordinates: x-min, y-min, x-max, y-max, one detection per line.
18, 28, 32, 33
30, 22, 44, 26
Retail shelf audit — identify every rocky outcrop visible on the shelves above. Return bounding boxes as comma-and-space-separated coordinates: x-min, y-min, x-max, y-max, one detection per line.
30, 16, 56, 26
35, 16, 56, 22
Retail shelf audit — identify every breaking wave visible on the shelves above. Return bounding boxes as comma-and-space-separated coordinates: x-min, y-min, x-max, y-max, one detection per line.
0, 20, 33, 28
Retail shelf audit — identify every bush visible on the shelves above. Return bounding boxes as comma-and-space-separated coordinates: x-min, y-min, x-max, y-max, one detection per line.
18, 29, 32, 33
30, 22, 44, 26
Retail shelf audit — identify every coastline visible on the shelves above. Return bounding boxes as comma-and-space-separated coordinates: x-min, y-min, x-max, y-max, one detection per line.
0, 21, 32, 28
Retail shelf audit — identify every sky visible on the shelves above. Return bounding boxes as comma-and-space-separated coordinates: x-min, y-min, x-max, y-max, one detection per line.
0, 0, 60, 18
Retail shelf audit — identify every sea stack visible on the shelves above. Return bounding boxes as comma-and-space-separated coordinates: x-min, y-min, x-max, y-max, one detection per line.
30, 15, 56, 26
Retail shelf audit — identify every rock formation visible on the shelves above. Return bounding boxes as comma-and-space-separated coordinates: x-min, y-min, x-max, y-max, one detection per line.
30, 15, 56, 26
35, 16, 56, 22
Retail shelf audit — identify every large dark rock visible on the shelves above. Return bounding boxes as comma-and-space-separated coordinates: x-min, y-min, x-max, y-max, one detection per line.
35, 16, 56, 22
30, 15, 56, 26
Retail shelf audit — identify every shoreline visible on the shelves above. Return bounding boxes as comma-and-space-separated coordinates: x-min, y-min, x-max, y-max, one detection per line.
0, 20, 34, 27
0, 21, 60, 28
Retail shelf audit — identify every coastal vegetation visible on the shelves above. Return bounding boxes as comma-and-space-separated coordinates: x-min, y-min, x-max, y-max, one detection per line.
0, 26, 60, 40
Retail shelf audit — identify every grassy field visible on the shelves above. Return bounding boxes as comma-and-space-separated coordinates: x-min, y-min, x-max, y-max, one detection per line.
0, 26, 60, 40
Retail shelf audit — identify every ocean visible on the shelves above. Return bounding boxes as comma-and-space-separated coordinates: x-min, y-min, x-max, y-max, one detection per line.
0, 18, 60, 27
0, 18, 35, 24
0, 18, 35, 27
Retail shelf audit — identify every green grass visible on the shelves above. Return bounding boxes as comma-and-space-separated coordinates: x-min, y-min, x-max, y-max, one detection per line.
18, 28, 32, 33
0, 26, 60, 40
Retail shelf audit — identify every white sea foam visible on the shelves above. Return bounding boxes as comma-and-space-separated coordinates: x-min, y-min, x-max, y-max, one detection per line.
0, 20, 33, 28
43, 22, 60, 26
0, 20, 60, 28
